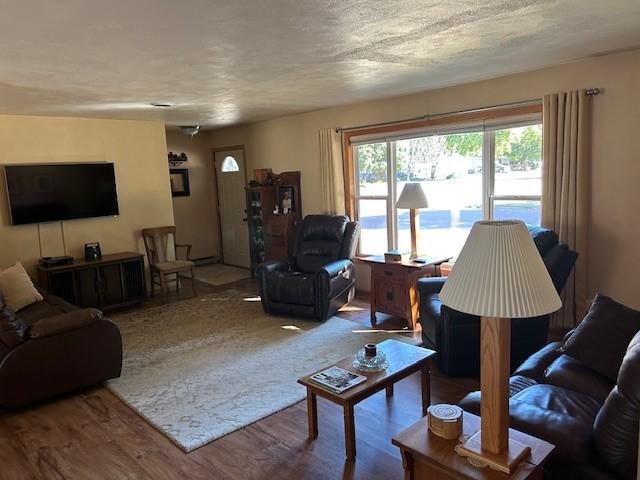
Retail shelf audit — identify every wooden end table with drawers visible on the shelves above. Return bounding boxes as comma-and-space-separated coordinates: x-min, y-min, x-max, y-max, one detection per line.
357, 255, 451, 330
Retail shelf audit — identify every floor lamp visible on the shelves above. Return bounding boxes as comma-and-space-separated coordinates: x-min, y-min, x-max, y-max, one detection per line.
396, 183, 428, 259
439, 220, 561, 473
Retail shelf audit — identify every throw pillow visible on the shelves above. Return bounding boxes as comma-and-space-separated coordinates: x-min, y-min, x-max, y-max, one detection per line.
561, 294, 640, 381
0, 294, 29, 349
0, 262, 43, 311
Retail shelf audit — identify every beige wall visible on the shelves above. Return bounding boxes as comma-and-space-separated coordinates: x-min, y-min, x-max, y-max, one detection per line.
0, 115, 174, 274
166, 130, 219, 260
209, 50, 640, 310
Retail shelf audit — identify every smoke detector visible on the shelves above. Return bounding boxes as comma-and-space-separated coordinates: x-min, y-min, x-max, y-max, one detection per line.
180, 125, 200, 137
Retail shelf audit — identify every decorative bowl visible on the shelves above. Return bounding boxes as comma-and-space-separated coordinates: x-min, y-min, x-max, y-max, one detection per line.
352, 348, 389, 372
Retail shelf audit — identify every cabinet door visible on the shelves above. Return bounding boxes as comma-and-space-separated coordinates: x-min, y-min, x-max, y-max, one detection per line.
101, 264, 124, 306
264, 222, 287, 260
122, 260, 145, 300
49, 271, 76, 305
75, 268, 100, 308
374, 280, 405, 316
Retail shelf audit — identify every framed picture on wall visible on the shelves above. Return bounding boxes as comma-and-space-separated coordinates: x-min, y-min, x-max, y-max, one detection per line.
278, 185, 295, 213
170, 169, 190, 197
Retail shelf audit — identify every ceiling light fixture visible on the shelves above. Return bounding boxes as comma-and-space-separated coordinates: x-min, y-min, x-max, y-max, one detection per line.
180, 125, 200, 137
150, 102, 173, 108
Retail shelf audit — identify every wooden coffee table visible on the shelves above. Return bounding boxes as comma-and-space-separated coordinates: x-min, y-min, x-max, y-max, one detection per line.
297, 339, 436, 459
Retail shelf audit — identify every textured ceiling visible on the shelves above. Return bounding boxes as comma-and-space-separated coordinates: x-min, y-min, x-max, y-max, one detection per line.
1, 0, 639, 128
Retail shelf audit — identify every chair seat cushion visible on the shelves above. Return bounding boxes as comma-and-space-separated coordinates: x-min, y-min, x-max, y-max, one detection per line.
512, 383, 602, 420
509, 375, 538, 396
460, 384, 599, 464
154, 260, 194, 271
543, 354, 613, 404
267, 272, 316, 305
17, 292, 78, 325
459, 375, 538, 416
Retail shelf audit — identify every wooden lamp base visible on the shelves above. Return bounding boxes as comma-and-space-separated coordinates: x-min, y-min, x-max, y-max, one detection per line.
458, 430, 532, 474
458, 316, 532, 474
409, 208, 420, 259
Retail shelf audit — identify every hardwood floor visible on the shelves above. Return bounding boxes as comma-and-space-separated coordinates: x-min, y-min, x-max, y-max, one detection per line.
0, 276, 479, 480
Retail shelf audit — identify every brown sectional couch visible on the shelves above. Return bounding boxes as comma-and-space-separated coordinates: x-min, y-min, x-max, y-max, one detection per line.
0, 291, 122, 408
460, 330, 640, 479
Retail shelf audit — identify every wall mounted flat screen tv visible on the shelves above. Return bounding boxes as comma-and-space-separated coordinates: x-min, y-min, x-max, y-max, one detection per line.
4, 163, 120, 225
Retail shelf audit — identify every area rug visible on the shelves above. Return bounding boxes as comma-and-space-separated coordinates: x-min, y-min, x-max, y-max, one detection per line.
107, 291, 416, 452
189, 263, 250, 286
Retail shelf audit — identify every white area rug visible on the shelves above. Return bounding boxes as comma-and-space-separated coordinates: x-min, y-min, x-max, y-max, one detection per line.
189, 263, 250, 286
107, 291, 416, 452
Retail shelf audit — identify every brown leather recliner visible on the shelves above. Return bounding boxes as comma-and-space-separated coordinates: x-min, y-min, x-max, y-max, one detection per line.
0, 291, 122, 408
459, 330, 640, 479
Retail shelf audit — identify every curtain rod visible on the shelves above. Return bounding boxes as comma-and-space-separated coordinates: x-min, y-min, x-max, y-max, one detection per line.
337, 88, 601, 133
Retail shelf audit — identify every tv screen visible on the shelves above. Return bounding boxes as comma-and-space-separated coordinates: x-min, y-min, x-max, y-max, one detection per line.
4, 163, 120, 225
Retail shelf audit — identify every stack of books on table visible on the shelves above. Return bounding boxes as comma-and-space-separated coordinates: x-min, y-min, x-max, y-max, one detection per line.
384, 250, 410, 262
309, 366, 366, 394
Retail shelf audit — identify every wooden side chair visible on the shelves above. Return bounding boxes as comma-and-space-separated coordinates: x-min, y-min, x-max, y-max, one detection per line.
141, 226, 198, 303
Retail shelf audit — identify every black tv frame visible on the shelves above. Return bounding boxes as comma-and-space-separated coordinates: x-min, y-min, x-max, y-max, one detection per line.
3, 162, 120, 226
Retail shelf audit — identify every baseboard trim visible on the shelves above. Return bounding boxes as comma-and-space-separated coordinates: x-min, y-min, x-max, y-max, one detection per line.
193, 256, 219, 266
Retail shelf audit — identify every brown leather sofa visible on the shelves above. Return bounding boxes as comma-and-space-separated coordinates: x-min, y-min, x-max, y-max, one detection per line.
460, 329, 640, 479
0, 291, 122, 408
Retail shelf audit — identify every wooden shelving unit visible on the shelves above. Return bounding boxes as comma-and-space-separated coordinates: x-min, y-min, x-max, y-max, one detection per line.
245, 171, 301, 276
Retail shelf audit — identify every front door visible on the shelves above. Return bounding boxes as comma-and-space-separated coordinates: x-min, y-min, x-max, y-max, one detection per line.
214, 148, 250, 268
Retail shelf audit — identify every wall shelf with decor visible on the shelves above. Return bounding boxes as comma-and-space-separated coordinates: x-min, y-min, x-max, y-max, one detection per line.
245, 171, 301, 276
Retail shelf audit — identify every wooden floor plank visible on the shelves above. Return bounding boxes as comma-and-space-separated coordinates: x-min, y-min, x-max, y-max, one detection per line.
0, 277, 479, 479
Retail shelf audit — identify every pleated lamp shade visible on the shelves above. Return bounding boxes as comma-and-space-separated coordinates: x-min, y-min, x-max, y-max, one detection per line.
396, 183, 429, 209
439, 220, 562, 318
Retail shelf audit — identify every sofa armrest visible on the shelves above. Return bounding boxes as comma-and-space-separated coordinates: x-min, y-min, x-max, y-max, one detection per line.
460, 393, 594, 465
508, 397, 594, 465
320, 259, 353, 279
257, 259, 291, 275
417, 277, 446, 296
256, 259, 292, 314
28, 309, 103, 339
317, 259, 356, 321
513, 341, 563, 380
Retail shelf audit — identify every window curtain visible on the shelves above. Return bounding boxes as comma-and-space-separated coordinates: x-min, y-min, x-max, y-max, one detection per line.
541, 90, 590, 328
319, 128, 346, 215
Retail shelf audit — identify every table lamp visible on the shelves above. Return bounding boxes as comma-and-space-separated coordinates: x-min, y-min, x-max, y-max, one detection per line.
396, 183, 429, 258
439, 220, 561, 473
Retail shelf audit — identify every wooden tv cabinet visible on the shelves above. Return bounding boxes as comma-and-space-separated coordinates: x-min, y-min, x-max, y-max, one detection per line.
37, 252, 146, 311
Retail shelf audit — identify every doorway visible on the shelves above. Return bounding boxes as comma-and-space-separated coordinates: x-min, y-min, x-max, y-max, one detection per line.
213, 147, 250, 268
